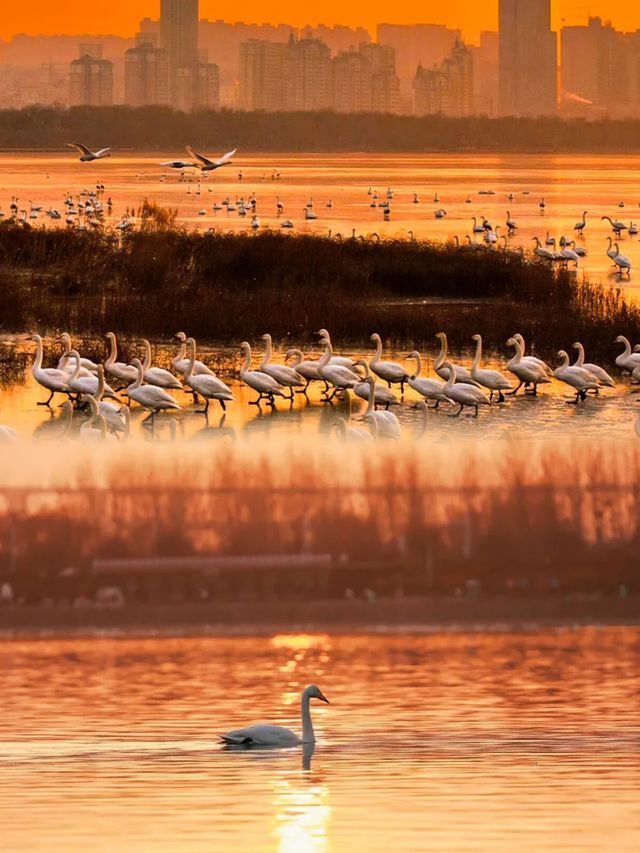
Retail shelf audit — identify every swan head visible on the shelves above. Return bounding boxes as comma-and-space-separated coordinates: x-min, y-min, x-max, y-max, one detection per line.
506, 337, 517, 348
435, 332, 446, 341
317, 328, 330, 340
28, 334, 42, 344
60, 332, 71, 345
615, 335, 627, 344
174, 332, 187, 342
408, 350, 420, 360
240, 341, 251, 353
557, 350, 568, 360
261, 333, 272, 343
305, 685, 329, 704
572, 342, 581, 350
472, 334, 481, 342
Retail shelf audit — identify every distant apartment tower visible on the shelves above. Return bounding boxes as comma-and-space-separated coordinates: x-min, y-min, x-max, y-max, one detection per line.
239, 40, 287, 110
377, 24, 461, 91
124, 43, 170, 106
470, 32, 499, 116
69, 49, 114, 106
285, 36, 332, 111
561, 18, 640, 115
332, 43, 400, 113
413, 41, 473, 117
176, 62, 220, 111
499, 0, 557, 116
160, 0, 199, 75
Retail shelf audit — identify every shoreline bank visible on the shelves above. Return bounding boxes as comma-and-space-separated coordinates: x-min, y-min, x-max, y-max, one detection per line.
1, 595, 638, 639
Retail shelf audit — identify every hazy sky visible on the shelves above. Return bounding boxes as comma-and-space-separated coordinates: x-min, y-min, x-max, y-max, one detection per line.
1, 1, 638, 44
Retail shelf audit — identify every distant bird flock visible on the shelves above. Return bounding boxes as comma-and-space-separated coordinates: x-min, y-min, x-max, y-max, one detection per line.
0, 328, 637, 443
0, 143, 634, 278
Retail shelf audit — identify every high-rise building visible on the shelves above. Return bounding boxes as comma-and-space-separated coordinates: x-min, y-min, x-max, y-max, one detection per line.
239, 40, 287, 111
175, 61, 220, 111
470, 32, 499, 116
413, 40, 473, 117
560, 18, 638, 115
284, 36, 332, 111
498, 0, 557, 116
331, 43, 400, 114
160, 0, 198, 75
124, 43, 170, 106
69, 50, 114, 106
377, 23, 461, 95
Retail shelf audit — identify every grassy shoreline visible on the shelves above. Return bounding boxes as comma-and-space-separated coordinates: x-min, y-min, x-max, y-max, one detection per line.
0, 218, 638, 364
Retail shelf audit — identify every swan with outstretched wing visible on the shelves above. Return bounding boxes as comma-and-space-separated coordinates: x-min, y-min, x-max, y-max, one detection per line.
186, 146, 237, 171
67, 143, 111, 161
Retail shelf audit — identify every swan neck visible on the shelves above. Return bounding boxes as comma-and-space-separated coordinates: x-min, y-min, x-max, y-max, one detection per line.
142, 341, 151, 371
371, 335, 382, 363
472, 337, 482, 371
72, 353, 81, 381
241, 347, 251, 373
435, 336, 447, 369
301, 691, 315, 744
186, 340, 196, 380
106, 334, 116, 367
132, 363, 143, 390
261, 335, 272, 368
413, 352, 422, 376
319, 341, 332, 367
33, 338, 43, 373
574, 344, 585, 366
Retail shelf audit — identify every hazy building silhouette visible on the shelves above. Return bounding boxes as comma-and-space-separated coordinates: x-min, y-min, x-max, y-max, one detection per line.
284, 36, 332, 111
160, 0, 199, 75
377, 23, 461, 95
175, 61, 220, 110
124, 43, 170, 106
413, 40, 473, 116
414, 65, 448, 115
239, 40, 287, 110
561, 17, 640, 116
332, 43, 400, 113
69, 49, 113, 106
470, 32, 499, 116
499, 0, 557, 116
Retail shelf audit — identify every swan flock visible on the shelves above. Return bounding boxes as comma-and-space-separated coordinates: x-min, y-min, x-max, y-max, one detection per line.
0, 327, 636, 443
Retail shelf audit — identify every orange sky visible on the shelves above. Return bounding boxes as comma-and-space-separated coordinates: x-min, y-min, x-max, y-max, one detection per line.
1, 1, 639, 45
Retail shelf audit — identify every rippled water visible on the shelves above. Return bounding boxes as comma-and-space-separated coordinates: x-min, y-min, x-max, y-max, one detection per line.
0, 630, 638, 852
2, 152, 640, 295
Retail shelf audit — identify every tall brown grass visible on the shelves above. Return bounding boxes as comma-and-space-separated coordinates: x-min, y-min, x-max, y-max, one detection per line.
0, 221, 637, 363
0, 438, 637, 602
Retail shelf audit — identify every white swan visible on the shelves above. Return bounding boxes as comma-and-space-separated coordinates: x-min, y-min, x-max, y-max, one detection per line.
260, 334, 304, 398
316, 330, 356, 368
57, 333, 98, 374
553, 350, 600, 403
614, 336, 640, 373
532, 237, 554, 261
239, 341, 285, 406
442, 362, 490, 416
141, 340, 183, 390
68, 351, 119, 401
220, 684, 329, 747
172, 332, 214, 378
186, 146, 237, 172
184, 338, 234, 414
127, 359, 181, 415
104, 332, 139, 385
434, 333, 478, 386
352, 361, 398, 409
505, 337, 551, 395
285, 348, 322, 392
317, 338, 360, 401
67, 143, 111, 162
612, 243, 632, 279
95, 366, 130, 436
470, 335, 512, 402
512, 334, 552, 376
29, 334, 71, 406
335, 417, 372, 442
360, 377, 401, 438
406, 351, 449, 408
369, 333, 409, 392
572, 343, 615, 390
79, 396, 109, 441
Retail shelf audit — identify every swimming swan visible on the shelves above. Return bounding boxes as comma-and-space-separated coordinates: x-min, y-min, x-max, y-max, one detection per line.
220, 684, 329, 746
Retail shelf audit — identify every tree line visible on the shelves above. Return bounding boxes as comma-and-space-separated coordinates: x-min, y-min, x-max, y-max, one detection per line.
1, 106, 640, 152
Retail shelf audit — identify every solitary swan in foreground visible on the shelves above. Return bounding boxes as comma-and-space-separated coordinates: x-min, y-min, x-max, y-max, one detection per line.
220, 684, 329, 746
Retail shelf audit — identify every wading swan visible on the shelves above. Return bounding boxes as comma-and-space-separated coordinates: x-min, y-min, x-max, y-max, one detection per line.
105, 332, 138, 385
442, 362, 490, 416
553, 351, 600, 403
434, 333, 478, 386
29, 334, 71, 407
352, 361, 398, 409
184, 338, 234, 413
172, 332, 214, 378
369, 333, 409, 393
506, 337, 551, 396
317, 337, 360, 401
470, 335, 512, 402
260, 334, 304, 398
239, 342, 285, 406
127, 359, 181, 415
142, 340, 183, 390
615, 336, 640, 373
220, 684, 329, 746
360, 377, 401, 438
406, 351, 448, 408
572, 343, 615, 390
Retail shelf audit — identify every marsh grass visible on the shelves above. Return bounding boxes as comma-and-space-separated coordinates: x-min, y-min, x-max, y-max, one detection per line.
0, 439, 638, 602
0, 221, 638, 363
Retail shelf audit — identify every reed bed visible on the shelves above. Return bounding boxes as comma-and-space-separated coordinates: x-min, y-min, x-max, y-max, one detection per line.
0, 438, 637, 603
0, 220, 637, 363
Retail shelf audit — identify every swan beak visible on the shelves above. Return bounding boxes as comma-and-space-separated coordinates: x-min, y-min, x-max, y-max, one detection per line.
318, 691, 330, 704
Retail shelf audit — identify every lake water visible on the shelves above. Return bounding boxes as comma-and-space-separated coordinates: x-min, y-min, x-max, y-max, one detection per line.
0, 629, 638, 852
0, 338, 639, 442
1, 152, 640, 297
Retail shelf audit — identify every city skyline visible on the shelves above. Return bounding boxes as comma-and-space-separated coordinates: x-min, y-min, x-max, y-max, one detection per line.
2, 2, 640, 45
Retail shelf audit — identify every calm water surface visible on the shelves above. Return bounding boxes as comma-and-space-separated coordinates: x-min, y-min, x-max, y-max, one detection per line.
0, 629, 638, 852
2, 152, 640, 295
